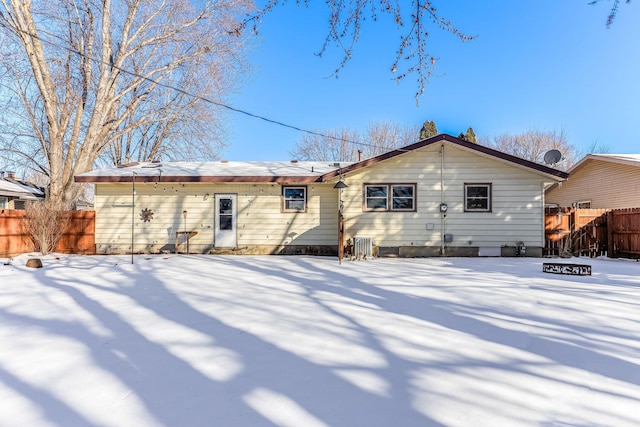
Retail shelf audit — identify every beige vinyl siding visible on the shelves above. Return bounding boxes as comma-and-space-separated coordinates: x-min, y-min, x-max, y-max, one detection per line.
90, 140, 559, 255
94, 182, 337, 253
235, 184, 337, 246
546, 160, 640, 209
340, 143, 548, 248
96, 183, 215, 253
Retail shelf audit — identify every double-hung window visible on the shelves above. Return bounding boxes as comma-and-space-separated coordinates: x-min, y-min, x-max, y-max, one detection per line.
364, 184, 415, 211
464, 183, 492, 212
282, 186, 307, 212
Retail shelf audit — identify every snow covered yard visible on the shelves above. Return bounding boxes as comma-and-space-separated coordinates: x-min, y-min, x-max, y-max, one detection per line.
0, 254, 639, 427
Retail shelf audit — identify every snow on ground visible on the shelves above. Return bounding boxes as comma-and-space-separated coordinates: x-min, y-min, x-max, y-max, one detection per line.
0, 254, 639, 427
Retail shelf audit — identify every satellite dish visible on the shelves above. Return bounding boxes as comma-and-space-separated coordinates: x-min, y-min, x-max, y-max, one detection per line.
543, 149, 562, 166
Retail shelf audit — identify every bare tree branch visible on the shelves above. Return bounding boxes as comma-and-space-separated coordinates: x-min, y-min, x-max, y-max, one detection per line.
486, 129, 579, 171
240, 0, 474, 102
589, 0, 631, 26
0, 0, 250, 208
289, 121, 418, 162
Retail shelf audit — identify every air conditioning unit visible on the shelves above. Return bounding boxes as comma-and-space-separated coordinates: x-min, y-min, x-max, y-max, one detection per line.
352, 237, 373, 260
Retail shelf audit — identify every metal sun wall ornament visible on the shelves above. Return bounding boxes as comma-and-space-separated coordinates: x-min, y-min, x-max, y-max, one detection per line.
140, 208, 154, 222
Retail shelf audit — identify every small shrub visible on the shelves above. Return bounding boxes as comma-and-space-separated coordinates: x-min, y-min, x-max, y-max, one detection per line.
25, 201, 70, 255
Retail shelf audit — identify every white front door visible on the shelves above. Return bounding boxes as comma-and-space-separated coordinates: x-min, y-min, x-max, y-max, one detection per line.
214, 194, 237, 248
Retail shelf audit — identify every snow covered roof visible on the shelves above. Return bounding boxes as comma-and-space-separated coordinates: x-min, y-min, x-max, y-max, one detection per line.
75, 134, 569, 184
588, 153, 640, 165
568, 153, 640, 173
75, 161, 352, 183
0, 178, 45, 199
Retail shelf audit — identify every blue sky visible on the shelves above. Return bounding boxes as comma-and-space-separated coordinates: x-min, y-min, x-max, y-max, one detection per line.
222, 0, 640, 161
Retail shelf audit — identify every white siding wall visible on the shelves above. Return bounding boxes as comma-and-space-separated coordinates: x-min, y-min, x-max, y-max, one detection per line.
92, 144, 556, 255
546, 160, 640, 209
340, 144, 549, 248
94, 182, 338, 253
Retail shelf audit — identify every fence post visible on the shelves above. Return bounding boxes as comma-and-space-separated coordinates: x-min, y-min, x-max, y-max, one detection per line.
569, 208, 576, 256
607, 210, 614, 258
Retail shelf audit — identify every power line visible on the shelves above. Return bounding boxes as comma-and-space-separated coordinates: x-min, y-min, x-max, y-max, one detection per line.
5, 23, 397, 152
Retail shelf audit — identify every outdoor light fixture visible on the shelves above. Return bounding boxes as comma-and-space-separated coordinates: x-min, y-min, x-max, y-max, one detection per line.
333, 165, 348, 189
333, 167, 348, 264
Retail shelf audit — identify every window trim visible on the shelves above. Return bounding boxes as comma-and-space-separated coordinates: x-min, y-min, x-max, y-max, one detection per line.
575, 200, 591, 209
0, 196, 7, 209
281, 186, 307, 213
464, 183, 492, 212
364, 184, 389, 211
363, 183, 417, 212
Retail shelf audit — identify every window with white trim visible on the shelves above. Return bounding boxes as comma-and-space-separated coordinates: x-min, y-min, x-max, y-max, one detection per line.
0, 197, 7, 209
575, 200, 591, 208
282, 186, 307, 212
364, 184, 415, 211
464, 183, 492, 212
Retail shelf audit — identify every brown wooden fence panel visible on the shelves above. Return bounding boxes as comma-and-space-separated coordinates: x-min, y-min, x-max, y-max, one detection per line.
544, 208, 609, 257
55, 210, 96, 254
0, 210, 33, 256
573, 209, 609, 257
544, 207, 572, 256
0, 210, 95, 257
608, 208, 640, 259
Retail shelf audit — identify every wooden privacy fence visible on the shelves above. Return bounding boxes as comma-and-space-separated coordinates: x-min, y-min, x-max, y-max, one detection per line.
0, 209, 95, 257
545, 208, 610, 257
4, 207, 637, 259
608, 208, 640, 259
545, 207, 640, 259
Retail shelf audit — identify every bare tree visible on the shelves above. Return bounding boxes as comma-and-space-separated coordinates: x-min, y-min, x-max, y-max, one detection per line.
364, 121, 418, 157
289, 128, 361, 162
0, 0, 250, 208
579, 140, 611, 157
101, 83, 229, 166
486, 129, 579, 170
289, 121, 418, 162
243, 1, 474, 101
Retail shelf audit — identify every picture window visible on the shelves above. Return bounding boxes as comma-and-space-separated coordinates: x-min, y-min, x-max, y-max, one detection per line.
364, 184, 415, 212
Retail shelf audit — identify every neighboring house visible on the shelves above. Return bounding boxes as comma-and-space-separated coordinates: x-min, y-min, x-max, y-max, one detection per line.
0, 172, 45, 210
545, 154, 640, 209
75, 134, 568, 257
